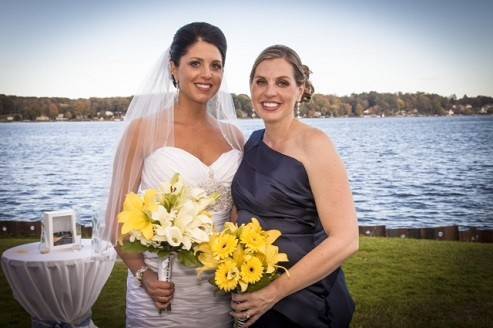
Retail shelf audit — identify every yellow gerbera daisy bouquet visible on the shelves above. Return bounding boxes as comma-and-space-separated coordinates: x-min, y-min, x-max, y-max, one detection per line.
195, 218, 289, 294
117, 173, 219, 282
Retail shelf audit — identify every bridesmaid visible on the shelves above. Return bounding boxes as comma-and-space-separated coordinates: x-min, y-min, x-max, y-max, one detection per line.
231, 45, 358, 327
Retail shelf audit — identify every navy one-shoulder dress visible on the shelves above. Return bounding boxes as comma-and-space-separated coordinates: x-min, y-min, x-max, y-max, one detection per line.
231, 130, 355, 328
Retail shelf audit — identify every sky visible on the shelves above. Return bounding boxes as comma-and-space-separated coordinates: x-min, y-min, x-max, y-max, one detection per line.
0, 0, 492, 99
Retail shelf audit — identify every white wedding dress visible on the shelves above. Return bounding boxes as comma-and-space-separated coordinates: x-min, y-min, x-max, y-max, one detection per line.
125, 146, 242, 328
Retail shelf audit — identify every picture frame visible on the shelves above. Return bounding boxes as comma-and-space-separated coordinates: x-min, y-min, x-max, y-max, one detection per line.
41, 209, 78, 251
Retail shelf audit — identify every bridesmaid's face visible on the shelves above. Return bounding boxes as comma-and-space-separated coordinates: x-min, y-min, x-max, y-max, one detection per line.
250, 58, 303, 124
171, 40, 224, 105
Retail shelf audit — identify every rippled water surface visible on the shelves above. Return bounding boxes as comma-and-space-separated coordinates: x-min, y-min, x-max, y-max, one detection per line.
1, 117, 492, 228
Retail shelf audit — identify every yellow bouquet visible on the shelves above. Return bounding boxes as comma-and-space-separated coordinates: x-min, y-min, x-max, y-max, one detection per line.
118, 173, 219, 269
195, 218, 289, 293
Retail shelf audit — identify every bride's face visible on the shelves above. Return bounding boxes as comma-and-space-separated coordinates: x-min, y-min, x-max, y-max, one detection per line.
171, 40, 224, 105
250, 58, 303, 124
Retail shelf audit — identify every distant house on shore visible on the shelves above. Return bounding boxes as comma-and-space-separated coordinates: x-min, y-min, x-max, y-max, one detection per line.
6, 116, 14, 121
35, 115, 50, 121
480, 105, 493, 114
448, 109, 455, 116
363, 107, 379, 117
55, 114, 68, 121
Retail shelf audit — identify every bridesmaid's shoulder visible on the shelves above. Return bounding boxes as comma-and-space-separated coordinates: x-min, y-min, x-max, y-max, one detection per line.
298, 125, 338, 160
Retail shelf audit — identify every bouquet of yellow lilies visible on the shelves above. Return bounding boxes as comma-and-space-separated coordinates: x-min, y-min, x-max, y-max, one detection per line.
195, 218, 289, 294
118, 173, 219, 282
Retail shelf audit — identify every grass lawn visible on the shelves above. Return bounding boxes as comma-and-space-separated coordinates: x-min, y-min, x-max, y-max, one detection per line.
1, 237, 492, 327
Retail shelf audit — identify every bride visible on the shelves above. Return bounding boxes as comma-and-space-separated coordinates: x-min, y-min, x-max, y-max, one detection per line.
102, 22, 243, 327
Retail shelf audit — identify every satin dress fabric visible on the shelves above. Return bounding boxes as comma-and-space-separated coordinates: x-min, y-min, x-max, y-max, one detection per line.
232, 130, 355, 328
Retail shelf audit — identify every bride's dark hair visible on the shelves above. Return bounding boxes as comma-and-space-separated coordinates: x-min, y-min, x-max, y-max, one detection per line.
169, 22, 227, 86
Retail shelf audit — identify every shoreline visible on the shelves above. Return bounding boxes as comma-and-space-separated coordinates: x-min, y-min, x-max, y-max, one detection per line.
1, 114, 492, 124
1, 220, 491, 243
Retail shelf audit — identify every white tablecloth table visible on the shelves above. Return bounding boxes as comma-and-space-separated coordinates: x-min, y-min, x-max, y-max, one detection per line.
1, 239, 116, 327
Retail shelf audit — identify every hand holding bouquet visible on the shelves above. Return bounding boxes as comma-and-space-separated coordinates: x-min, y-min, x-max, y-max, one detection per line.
195, 218, 289, 326
117, 173, 219, 311
195, 218, 289, 293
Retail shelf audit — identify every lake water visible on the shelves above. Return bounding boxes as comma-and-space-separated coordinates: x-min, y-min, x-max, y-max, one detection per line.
1, 116, 492, 229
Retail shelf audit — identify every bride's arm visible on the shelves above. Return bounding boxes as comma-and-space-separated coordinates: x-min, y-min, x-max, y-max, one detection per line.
107, 118, 174, 310
231, 129, 359, 325
116, 246, 174, 310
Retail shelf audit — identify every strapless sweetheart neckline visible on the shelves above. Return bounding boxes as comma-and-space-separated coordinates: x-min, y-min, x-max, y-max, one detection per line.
148, 146, 240, 168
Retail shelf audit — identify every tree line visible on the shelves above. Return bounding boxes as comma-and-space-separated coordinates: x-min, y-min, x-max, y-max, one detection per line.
1, 92, 492, 121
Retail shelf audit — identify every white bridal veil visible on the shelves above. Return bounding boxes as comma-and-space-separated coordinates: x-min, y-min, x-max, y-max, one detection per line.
101, 48, 242, 245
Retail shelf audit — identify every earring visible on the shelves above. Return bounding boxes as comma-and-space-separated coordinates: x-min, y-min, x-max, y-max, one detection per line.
296, 101, 301, 118
173, 75, 180, 89
173, 79, 180, 104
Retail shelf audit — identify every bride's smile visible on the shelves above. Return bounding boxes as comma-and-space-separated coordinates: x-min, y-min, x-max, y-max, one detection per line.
171, 40, 224, 105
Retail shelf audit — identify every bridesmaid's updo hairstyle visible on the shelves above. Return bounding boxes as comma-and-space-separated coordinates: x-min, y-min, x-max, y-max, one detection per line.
169, 22, 227, 87
249, 45, 314, 103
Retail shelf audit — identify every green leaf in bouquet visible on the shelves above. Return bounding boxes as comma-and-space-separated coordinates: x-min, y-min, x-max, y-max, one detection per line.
156, 249, 171, 258
121, 241, 150, 253
177, 249, 202, 268
246, 273, 279, 293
